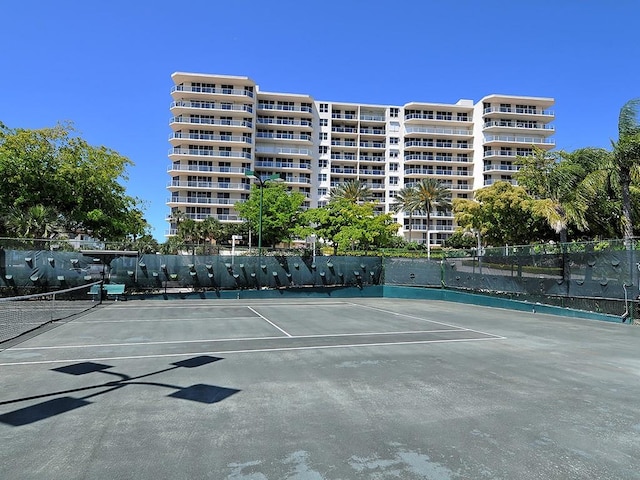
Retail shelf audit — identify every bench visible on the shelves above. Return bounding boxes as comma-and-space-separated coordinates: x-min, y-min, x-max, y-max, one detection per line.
89, 284, 126, 301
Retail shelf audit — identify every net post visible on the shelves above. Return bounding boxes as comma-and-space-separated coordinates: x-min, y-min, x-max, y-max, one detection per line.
99, 279, 104, 305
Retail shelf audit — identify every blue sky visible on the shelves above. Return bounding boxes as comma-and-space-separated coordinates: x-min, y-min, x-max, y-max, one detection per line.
2, 0, 638, 241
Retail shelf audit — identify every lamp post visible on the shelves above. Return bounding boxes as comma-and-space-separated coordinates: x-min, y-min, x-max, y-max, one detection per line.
245, 170, 281, 256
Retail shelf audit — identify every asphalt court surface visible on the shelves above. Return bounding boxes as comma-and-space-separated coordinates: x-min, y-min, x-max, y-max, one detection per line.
1, 298, 640, 479
0, 301, 503, 365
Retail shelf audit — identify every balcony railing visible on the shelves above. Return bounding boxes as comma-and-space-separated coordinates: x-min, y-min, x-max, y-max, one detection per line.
256, 132, 312, 141
167, 197, 235, 205
483, 164, 520, 172
171, 117, 253, 128
169, 133, 252, 143
484, 135, 555, 145
255, 146, 311, 156
167, 165, 247, 174
258, 104, 313, 113
483, 121, 555, 131
170, 101, 253, 113
359, 141, 386, 148
359, 155, 386, 162
404, 140, 471, 149
483, 106, 553, 116
405, 126, 472, 136
331, 126, 358, 133
256, 118, 312, 127
404, 169, 471, 176
359, 114, 385, 122
169, 148, 252, 159
171, 85, 254, 98
254, 160, 312, 170
359, 128, 386, 135
168, 181, 251, 190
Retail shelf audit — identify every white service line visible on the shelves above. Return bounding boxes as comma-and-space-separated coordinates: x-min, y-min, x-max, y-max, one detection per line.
347, 302, 505, 339
0, 336, 506, 366
71, 316, 259, 324
10, 328, 465, 350
246, 306, 292, 337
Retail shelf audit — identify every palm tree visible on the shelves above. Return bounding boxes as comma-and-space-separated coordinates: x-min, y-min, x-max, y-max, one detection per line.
516, 147, 590, 244
612, 98, 640, 242
392, 186, 420, 243
413, 178, 452, 236
329, 179, 373, 204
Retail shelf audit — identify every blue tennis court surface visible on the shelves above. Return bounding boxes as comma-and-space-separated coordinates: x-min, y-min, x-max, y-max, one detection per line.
1, 298, 639, 479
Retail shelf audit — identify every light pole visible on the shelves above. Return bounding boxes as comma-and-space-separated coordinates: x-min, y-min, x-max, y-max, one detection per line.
245, 170, 281, 256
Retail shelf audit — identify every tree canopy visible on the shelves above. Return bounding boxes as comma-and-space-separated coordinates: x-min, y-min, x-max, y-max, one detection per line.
235, 183, 306, 248
0, 122, 148, 242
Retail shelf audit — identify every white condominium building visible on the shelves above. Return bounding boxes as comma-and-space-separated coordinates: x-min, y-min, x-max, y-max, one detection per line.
167, 72, 555, 244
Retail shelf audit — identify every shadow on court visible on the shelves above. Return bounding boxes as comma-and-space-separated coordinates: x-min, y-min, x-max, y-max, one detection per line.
0, 355, 239, 426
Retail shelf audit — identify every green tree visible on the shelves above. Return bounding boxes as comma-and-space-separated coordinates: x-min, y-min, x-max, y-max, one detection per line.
454, 181, 552, 246
612, 98, 640, 242
413, 178, 452, 231
516, 146, 591, 243
392, 186, 420, 243
329, 179, 374, 204
0, 122, 147, 241
235, 183, 306, 248
299, 200, 399, 254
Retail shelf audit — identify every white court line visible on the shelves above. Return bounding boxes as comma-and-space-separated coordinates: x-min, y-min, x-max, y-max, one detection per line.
9, 329, 464, 350
247, 306, 292, 337
99, 301, 350, 309
0, 336, 506, 366
347, 302, 505, 339
71, 316, 260, 324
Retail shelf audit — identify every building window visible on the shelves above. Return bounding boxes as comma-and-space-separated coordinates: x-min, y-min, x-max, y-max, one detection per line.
318, 159, 328, 168
389, 107, 399, 118
389, 137, 399, 145
318, 173, 327, 182
389, 122, 400, 132
319, 132, 328, 141
319, 103, 329, 113
320, 118, 328, 126
319, 146, 328, 155
390, 177, 399, 185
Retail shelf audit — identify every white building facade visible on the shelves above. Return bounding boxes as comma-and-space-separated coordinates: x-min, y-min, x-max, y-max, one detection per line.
167, 72, 555, 245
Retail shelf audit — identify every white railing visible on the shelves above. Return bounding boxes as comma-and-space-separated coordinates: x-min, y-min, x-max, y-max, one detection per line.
258, 104, 313, 113
483, 106, 553, 116
255, 146, 311, 156
256, 132, 312, 141
171, 85, 254, 97
483, 164, 520, 172
257, 118, 312, 127
484, 135, 555, 144
170, 117, 253, 128
405, 126, 473, 136
167, 197, 235, 205
169, 133, 252, 143
483, 121, 555, 130
169, 148, 252, 159
169, 181, 251, 190
170, 101, 253, 113
167, 165, 247, 174
254, 161, 312, 170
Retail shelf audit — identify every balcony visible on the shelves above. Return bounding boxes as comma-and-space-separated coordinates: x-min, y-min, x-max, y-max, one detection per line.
168, 180, 251, 191
484, 135, 555, 146
359, 141, 386, 149
254, 160, 312, 170
331, 140, 358, 148
256, 132, 312, 142
359, 169, 386, 176
258, 104, 313, 113
169, 148, 252, 159
331, 154, 357, 161
405, 126, 473, 136
171, 85, 254, 98
170, 117, 253, 129
359, 128, 386, 135
169, 132, 252, 144
358, 155, 386, 162
255, 146, 312, 157
167, 196, 236, 206
359, 114, 385, 122
256, 117, 312, 128
483, 164, 520, 172
483, 106, 554, 119
170, 101, 253, 114
167, 165, 247, 174
484, 178, 517, 186
331, 126, 358, 134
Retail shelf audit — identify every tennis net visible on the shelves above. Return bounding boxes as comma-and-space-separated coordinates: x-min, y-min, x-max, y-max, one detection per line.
0, 281, 102, 344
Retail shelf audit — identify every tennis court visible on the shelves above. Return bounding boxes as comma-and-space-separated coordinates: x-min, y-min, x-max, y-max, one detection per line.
1, 297, 639, 479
